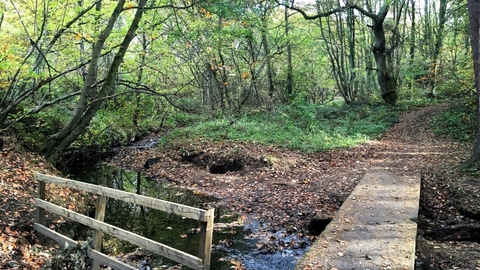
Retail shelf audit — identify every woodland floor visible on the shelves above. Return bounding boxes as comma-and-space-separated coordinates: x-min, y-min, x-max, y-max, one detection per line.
1, 103, 480, 269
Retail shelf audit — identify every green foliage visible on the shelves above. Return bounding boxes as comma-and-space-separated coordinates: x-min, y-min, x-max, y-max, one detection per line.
435, 60, 475, 98
75, 98, 166, 148
2, 0, 476, 159
14, 92, 171, 151
41, 240, 91, 270
431, 103, 477, 142
160, 102, 402, 152
14, 105, 71, 151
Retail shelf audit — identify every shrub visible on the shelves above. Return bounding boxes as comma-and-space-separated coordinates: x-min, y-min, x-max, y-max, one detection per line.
41, 240, 91, 270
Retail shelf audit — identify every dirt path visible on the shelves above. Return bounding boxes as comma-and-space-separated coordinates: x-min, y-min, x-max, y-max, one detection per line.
370, 103, 468, 174
371, 104, 480, 269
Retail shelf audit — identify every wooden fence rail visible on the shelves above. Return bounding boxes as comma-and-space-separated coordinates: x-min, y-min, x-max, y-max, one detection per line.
34, 173, 214, 270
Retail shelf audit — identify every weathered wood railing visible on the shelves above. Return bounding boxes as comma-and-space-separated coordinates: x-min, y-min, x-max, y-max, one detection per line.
34, 173, 214, 270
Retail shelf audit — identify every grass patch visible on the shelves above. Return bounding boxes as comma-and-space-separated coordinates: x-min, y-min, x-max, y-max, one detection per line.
431, 103, 477, 142
161, 102, 404, 152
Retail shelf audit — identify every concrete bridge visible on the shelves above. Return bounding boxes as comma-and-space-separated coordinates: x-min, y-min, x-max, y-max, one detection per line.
296, 170, 420, 270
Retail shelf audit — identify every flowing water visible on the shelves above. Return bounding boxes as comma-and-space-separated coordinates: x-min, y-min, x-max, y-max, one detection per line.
71, 164, 309, 269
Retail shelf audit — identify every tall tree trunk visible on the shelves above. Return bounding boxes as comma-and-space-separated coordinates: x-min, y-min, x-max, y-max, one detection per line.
370, 5, 397, 104
284, 3, 293, 101
261, 15, 275, 98
205, 62, 216, 111
45, 0, 147, 162
347, 7, 356, 99
133, 33, 148, 128
430, 0, 448, 94
409, 0, 416, 62
245, 30, 262, 106
216, 50, 226, 110
345, 2, 362, 102
318, 11, 353, 103
408, 0, 416, 89
467, 0, 480, 164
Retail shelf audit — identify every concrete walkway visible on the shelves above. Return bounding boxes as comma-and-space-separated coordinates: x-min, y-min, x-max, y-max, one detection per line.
296, 170, 421, 270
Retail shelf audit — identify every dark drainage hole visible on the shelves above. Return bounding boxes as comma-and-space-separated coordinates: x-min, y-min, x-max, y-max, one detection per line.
308, 216, 332, 236
209, 160, 243, 174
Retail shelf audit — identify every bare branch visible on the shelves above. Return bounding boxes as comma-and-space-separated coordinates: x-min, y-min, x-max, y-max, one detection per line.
348, 4, 379, 20
0, 12, 4, 31
80, 79, 198, 112
275, 0, 349, 20
46, 1, 100, 53
128, 0, 206, 11
275, 0, 389, 22
2, 91, 82, 131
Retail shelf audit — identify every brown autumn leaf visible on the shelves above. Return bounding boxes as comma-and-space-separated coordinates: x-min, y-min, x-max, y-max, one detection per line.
5, 226, 17, 236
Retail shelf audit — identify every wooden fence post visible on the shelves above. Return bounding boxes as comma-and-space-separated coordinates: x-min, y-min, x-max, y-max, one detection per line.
36, 179, 46, 244
198, 207, 215, 270
91, 195, 107, 270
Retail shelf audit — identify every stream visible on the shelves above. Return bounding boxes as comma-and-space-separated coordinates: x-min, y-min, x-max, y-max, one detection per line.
70, 164, 309, 269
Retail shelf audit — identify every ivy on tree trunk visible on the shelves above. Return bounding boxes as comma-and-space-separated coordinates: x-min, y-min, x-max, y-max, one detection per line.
357, 3, 397, 104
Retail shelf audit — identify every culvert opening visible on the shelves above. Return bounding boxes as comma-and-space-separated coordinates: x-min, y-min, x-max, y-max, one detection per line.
180, 151, 247, 174
308, 215, 332, 236
209, 159, 243, 174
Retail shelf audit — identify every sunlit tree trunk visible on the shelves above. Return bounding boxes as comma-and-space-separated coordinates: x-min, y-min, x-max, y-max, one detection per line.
0, 11, 4, 30
318, 12, 354, 103
315, 0, 357, 104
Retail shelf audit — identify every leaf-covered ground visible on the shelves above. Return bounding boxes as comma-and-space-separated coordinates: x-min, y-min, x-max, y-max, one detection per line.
1, 103, 479, 269
0, 141, 60, 269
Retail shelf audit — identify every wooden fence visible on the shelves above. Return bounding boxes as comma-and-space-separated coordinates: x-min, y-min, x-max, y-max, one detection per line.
34, 173, 214, 270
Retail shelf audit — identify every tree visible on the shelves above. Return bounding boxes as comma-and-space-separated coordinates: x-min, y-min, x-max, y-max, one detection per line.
315, 0, 359, 103
0, 1, 99, 129
467, 0, 480, 164
43, 0, 147, 162
278, 0, 403, 104
284, 2, 294, 101
417, 0, 449, 94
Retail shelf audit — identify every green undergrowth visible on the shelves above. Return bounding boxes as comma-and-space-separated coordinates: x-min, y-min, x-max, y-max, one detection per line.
161, 102, 404, 152
431, 102, 477, 142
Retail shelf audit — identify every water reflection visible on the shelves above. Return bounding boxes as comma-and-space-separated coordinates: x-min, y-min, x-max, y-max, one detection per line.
72, 165, 306, 269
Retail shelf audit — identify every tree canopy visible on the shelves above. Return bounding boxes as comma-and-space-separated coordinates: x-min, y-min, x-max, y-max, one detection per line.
0, 0, 478, 164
